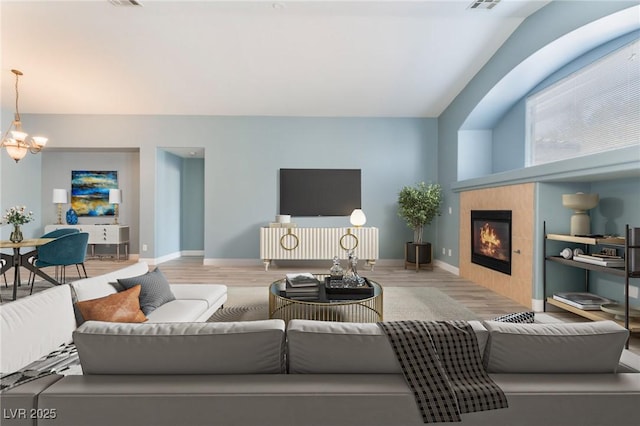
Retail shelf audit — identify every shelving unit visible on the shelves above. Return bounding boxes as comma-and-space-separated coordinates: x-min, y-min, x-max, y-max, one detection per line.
543, 222, 640, 335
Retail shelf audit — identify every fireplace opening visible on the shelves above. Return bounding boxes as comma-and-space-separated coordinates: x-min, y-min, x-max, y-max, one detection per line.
471, 210, 512, 275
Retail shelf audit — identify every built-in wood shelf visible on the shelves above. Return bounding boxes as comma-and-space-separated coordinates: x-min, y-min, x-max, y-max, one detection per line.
546, 297, 640, 333
546, 255, 627, 277
546, 233, 625, 246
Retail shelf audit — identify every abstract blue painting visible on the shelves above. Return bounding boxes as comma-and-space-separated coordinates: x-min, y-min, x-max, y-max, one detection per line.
71, 170, 118, 216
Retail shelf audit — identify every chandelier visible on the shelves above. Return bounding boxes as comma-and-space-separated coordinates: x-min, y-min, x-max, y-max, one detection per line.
1, 69, 48, 162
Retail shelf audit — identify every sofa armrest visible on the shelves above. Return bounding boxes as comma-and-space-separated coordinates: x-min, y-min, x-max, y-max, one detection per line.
0, 374, 63, 426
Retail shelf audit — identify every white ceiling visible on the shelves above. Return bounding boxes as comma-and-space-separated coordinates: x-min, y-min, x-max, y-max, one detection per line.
1, 0, 551, 118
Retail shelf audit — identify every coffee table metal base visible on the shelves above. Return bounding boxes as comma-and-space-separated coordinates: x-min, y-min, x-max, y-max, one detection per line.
268, 281, 383, 323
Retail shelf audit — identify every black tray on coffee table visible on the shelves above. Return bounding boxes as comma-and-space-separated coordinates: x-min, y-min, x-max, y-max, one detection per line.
324, 277, 374, 300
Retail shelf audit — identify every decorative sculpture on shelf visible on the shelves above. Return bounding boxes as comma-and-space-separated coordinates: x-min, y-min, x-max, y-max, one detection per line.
562, 192, 599, 236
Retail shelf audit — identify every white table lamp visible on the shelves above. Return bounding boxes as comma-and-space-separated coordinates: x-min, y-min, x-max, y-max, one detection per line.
52, 188, 67, 225
350, 209, 367, 227
109, 189, 122, 225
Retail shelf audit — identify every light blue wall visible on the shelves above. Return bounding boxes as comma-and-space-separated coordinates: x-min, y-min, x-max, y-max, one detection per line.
181, 157, 204, 251
536, 181, 591, 299
1, 105, 43, 240
0, 141, 42, 240
536, 177, 640, 305
17, 114, 437, 260
156, 150, 182, 258
203, 117, 438, 259
590, 178, 640, 303
5, 1, 637, 270
458, 130, 492, 180
492, 102, 525, 173
39, 150, 140, 252
437, 1, 639, 268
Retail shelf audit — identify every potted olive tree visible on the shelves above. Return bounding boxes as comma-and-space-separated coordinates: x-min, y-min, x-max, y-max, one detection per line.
397, 182, 443, 268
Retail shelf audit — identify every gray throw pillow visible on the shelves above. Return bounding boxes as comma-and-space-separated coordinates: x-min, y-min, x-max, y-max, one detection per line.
117, 268, 175, 315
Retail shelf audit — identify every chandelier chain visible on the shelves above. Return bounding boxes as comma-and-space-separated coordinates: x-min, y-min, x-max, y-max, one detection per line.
14, 71, 21, 122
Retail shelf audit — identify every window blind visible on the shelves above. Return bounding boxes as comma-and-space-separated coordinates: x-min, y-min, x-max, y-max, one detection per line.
526, 39, 639, 166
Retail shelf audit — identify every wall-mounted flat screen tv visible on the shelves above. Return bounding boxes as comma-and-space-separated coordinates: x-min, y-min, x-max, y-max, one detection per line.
279, 168, 361, 216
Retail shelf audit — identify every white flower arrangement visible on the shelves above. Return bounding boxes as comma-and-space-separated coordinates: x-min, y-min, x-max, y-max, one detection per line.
3, 205, 35, 225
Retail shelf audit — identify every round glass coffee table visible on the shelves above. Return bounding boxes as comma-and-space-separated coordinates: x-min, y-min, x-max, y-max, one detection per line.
268, 276, 383, 323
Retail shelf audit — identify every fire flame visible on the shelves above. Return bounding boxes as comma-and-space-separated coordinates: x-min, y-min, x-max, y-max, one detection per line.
479, 222, 502, 256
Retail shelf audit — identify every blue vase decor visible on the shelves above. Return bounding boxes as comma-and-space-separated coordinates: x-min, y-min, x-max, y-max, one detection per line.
66, 208, 78, 225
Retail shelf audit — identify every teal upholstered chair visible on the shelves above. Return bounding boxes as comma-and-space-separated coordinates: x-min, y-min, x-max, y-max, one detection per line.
29, 232, 89, 292
26, 228, 81, 285
42, 228, 80, 239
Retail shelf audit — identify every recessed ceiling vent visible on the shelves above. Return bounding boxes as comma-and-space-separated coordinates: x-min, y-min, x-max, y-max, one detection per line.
468, 0, 501, 10
109, 0, 142, 6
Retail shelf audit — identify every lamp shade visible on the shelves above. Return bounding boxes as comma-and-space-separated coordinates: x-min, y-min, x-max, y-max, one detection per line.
108, 189, 122, 204
350, 209, 367, 227
4, 139, 28, 161
52, 188, 68, 204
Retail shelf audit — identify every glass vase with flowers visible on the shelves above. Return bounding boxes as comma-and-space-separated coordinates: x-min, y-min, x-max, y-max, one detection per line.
3, 206, 34, 243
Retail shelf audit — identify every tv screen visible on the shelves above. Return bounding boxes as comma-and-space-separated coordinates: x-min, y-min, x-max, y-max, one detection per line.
279, 169, 361, 216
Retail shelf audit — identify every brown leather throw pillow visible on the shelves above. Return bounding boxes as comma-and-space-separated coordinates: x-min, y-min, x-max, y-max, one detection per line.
76, 285, 148, 323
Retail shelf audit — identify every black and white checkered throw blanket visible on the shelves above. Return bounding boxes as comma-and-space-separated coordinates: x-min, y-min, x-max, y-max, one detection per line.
377, 320, 508, 423
1, 343, 80, 392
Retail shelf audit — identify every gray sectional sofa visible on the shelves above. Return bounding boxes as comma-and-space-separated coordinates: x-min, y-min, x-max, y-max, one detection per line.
1, 262, 639, 426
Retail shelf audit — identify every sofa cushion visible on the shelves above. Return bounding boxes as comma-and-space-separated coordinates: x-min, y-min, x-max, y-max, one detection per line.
169, 284, 227, 309
0, 285, 76, 374
286, 320, 488, 374
117, 268, 176, 315
483, 320, 629, 373
74, 320, 286, 374
75, 285, 147, 323
71, 261, 149, 302
144, 300, 209, 323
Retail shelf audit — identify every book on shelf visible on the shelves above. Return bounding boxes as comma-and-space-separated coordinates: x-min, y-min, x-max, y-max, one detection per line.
552, 292, 616, 310
285, 273, 320, 288
572, 254, 625, 267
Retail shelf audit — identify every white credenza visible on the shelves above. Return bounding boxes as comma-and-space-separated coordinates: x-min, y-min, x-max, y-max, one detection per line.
44, 224, 130, 260
260, 227, 379, 271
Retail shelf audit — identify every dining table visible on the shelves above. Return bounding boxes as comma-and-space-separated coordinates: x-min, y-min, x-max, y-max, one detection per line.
0, 238, 57, 301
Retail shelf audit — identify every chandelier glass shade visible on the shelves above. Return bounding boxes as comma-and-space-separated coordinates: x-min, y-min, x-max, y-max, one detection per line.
1, 69, 48, 162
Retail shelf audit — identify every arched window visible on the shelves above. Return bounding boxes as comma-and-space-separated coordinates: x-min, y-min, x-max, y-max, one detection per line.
526, 39, 639, 166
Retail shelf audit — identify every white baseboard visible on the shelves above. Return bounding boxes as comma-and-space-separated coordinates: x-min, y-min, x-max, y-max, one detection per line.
203, 258, 264, 267
371, 259, 404, 267
191, 258, 464, 271
139, 251, 181, 266
531, 298, 545, 312
181, 250, 204, 257
434, 260, 459, 275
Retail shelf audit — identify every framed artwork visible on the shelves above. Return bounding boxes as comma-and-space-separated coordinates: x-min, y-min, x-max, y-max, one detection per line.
71, 170, 118, 216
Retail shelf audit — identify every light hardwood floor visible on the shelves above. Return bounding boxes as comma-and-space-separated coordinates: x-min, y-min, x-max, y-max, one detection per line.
5, 256, 638, 355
